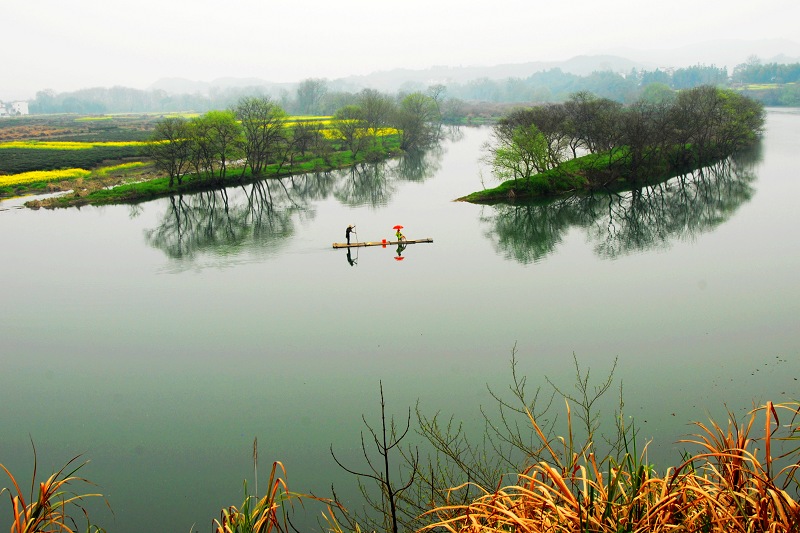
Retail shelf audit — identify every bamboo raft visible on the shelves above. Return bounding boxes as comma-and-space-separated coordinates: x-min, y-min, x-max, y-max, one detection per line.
332, 238, 433, 249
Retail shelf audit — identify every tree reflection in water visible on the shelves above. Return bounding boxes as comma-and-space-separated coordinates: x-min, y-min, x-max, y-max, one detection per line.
144, 145, 445, 260
143, 181, 302, 260
481, 148, 761, 264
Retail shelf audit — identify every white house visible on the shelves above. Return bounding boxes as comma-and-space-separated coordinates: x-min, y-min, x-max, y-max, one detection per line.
0, 101, 29, 116
11, 101, 29, 115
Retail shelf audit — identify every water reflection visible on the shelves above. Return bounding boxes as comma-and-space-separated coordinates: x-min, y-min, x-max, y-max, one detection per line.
482, 149, 761, 263
395, 242, 407, 261
334, 148, 444, 207
345, 248, 357, 266
143, 181, 304, 260
144, 147, 444, 260
394, 145, 445, 183
334, 163, 396, 207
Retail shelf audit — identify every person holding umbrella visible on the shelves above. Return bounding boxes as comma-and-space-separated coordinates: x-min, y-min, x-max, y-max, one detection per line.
393, 224, 405, 242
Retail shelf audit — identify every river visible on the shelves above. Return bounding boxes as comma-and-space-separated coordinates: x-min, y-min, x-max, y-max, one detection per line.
1, 109, 798, 532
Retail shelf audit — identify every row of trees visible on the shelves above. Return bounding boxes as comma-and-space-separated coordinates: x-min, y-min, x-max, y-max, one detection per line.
145, 92, 441, 187
448, 64, 734, 104
486, 86, 765, 185
26, 78, 444, 116
28, 57, 799, 116
732, 60, 800, 84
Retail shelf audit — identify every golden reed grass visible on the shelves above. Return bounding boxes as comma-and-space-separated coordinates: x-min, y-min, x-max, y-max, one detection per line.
214, 457, 339, 533
421, 401, 800, 533
1, 448, 104, 533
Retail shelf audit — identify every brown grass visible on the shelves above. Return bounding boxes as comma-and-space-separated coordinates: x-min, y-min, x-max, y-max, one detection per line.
214, 459, 339, 533
421, 401, 800, 533
0, 446, 104, 533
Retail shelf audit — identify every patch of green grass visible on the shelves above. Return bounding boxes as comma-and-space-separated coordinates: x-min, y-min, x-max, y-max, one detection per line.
75, 116, 114, 122
459, 143, 728, 203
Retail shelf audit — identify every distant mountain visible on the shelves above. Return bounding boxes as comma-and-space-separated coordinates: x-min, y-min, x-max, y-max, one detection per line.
149, 77, 292, 95
148, 55, 648, 96
336, 55, 648, 92
603, 38, 800, 70
147, 39, 800, 96
149, 77, 212, 94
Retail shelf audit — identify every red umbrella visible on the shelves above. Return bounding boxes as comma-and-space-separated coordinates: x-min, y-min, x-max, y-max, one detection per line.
394, 256, 405, 261
393, 225, 403, 230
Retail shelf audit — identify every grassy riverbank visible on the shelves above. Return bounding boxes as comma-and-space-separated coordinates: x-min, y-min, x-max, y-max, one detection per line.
23, 135, 401, 209
0, 112, 404, 208
458, 144, 723, 203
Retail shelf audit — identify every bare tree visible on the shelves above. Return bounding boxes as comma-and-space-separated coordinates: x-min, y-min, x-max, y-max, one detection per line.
426, 84, 447, 116
330, 381, 419, 533
234, 96, 287, 176
145, 117, 192, 187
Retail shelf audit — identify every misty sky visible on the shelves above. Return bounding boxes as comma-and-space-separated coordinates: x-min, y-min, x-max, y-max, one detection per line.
3, 0, 799, 100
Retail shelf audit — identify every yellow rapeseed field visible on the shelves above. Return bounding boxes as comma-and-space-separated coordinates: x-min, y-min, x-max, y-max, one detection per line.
0, 168, 92, 187
320, 127, 400, 139
93, 162, 146, 176
0, 140, 149, 150
282, 117, 334, 128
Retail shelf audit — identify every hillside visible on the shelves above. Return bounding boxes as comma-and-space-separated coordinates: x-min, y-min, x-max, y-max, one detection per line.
147, 38, 800, 96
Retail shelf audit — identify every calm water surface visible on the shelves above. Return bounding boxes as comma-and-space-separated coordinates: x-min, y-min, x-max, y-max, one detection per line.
1, 110, 799, 531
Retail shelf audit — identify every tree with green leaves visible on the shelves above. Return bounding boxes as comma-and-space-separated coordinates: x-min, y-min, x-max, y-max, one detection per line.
188, 110, 243, 182
671, 64, 728, 89
333, 105, 368, 158
504, 106, 571, 170
395, 92, 441, 151
295, 78, 328, 115
357, 89, 397, 156
639, 83, 676, 105
482, 86, 764, 197
289, 119, 324, 159
484, 122, 550, 183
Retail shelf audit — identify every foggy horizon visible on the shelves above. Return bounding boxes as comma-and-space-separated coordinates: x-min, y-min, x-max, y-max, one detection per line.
3, 0, 800, 101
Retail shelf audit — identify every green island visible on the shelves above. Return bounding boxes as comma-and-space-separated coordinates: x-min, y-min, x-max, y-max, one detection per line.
459, 86, 765, 203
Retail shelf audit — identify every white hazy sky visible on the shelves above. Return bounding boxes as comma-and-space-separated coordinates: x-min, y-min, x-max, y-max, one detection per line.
3, 0, 799, 100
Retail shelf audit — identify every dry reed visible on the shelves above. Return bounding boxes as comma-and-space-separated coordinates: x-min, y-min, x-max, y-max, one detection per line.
421, 401, 800, 533
1, 447, 104, 533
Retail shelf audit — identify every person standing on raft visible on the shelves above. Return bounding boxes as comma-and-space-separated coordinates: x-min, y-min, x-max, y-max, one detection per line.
345, 224, 355, 245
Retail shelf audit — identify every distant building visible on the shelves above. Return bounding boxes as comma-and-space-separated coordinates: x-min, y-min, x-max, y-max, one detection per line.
0, 100, 29, 117
12, 101, 29, 115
